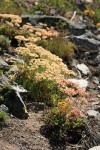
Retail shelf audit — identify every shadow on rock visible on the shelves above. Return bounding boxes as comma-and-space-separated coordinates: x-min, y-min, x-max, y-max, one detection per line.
4, 90, 28, 119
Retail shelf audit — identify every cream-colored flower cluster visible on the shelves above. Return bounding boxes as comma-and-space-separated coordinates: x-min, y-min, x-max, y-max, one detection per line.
19, 22, 58, 39
0, 14, 22, 27
14, 22, 58, 45
1, 14, 75, 81
15, 43, 76, 80
15, 35, 41, 43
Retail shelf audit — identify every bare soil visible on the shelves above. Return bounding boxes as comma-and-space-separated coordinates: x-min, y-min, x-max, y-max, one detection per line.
0, 92, 100, 150
0, 111, 51, 150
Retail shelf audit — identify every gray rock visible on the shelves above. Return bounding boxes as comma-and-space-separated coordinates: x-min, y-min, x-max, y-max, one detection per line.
8, 65, 19, 74
97, 95, 100, 98
95, 52, 100, 64
76, 63, 90, 75
71, 59, 79, 67
89, 146, 100, 150
6, 57, 24, 65
96, 113, 100, 121
95, 64, 100, 76
0, 104, 9, 113
12, 85, 27, 93
98, 85, 100, 89
93, 77, 99, 84
95, 34, 100, 40
0, 74, 10, 86
69, 30, 100, 48
21, 15, 86, 30
16, 59, 25, 64
4, 90, 28, 119
0, 57, 9, 69
92, 101, 100, 106
94, 27, 100, 35
74, 34, 100, 46
87, 110, 99, 117
0, 134, 2, 138
68, 78, 88, 88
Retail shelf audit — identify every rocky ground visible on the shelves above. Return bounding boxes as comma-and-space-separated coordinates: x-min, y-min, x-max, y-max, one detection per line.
0, 112, 50, 150
0, 101, 99, 150
0, 5, 100, 150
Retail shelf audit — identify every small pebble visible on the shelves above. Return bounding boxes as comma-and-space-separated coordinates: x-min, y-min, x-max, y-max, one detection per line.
97, 95, 100, 98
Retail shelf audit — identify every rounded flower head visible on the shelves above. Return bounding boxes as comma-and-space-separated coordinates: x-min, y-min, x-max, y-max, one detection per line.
70, 107, 81, 117
58, 100, 69, 112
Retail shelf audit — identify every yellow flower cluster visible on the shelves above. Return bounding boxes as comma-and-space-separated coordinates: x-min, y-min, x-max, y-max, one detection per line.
4, 0, 12, 2
0, 14, 22, 27
83, 9, 95, 16
58, 99, 69, 112
96, 23, 100, 27
15, 35, 41, 43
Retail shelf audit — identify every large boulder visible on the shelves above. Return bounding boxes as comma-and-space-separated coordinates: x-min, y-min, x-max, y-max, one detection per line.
4, 90, 28, 119
21, 15, 86, 32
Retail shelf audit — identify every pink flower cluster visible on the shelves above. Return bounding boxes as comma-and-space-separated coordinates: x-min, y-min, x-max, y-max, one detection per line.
56, 78, 88, 106
70, 107, 81, 116
64, 88, 76, 96
56, 79, 78, 88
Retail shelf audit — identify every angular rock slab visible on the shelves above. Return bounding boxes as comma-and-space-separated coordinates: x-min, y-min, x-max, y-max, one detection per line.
4, 90, 28, 119
0, 104, 9, 113
21, 15, 86, 30
0, 74, 10, 86
0, 58, 9, 68
76, 63, 90, 75
89, 146, 100, 150
68, 78, 88, 88
87, 110, 99, 117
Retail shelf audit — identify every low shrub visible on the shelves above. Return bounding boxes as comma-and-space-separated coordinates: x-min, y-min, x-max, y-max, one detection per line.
36, 36, 77, 59
0, 111, 9, 129
0, 1, 22, 15
16, 69, 62, 106
0, 25, 19, 39
92, 8, 100, 23
89, 1, 100, 23
44, 98, 85, 140
44, 78, 88, 140
29, 79, 62, 105
0, 35, 11, 50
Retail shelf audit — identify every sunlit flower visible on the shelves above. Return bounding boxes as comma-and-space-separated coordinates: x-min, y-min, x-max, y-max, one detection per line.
70, 107, 80, 116
0, 14, 22, 27
79, 97, 88, 103
83, 9, 95, 16
58, 100, 69, 112
76, 87, 86, 96
96, 23, 100, 27
64, 88, 76, 96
